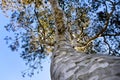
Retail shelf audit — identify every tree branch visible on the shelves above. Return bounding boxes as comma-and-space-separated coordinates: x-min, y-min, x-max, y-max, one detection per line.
33, 2, 55, 46
76, 2, 116, 49
101, 33, 120, 36
49, 0, 68, 42
103, 36, 111, 54
34, 7, 45, 40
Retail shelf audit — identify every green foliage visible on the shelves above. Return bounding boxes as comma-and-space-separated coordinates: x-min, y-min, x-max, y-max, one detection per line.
1, 0, 120, 77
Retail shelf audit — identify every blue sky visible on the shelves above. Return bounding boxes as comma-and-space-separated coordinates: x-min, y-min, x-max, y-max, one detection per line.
0, 10, 51, 80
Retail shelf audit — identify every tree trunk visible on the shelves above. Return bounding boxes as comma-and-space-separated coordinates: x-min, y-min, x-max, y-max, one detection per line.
49, 0, 120, 80
51, 41, 120, 80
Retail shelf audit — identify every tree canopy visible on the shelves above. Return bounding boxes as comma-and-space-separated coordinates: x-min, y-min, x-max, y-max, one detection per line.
1, 0, 120, 77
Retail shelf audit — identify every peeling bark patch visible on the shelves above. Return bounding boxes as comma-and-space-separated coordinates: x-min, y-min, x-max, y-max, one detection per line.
89, 75, 99, 80
89, 62, 109, 73
97, 58, 104, 62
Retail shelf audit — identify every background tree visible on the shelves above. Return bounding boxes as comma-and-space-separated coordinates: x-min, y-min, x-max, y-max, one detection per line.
1, 0, 120, 79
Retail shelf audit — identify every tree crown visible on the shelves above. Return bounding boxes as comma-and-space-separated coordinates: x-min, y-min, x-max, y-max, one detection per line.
1, 0, 120, 77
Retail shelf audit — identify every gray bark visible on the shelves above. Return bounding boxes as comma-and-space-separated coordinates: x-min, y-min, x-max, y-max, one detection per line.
49, 0, 120, 80
51, 41, 120, 80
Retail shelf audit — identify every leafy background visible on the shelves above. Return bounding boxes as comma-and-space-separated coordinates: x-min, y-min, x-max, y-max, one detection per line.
0, 10, 51, 80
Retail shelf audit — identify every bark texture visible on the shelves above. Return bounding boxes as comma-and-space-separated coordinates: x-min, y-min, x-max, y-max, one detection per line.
49, 0, 120, 80
51, 41, 120, 80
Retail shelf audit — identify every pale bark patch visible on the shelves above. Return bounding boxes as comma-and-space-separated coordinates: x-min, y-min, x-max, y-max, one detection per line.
89, 62, 109, 73
89, 75, 99, 80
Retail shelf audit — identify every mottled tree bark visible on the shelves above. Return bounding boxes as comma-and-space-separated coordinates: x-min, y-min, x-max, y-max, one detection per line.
49, 0, 120, 80
50, 39, 120, 80
51, 41, 120, 80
